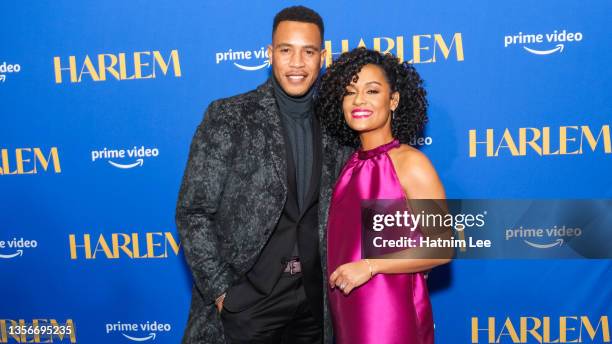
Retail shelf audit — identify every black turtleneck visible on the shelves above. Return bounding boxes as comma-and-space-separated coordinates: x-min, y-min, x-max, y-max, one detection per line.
272, 76, 315, 214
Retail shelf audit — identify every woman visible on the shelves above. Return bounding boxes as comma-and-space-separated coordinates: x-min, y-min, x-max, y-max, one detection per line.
316, 47, 450, 344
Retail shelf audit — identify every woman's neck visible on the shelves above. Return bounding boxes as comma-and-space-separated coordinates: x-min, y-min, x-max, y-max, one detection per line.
359, 129, 395, 150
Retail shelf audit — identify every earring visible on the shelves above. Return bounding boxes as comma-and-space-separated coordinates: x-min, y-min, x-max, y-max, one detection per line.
391, 110, 395, 120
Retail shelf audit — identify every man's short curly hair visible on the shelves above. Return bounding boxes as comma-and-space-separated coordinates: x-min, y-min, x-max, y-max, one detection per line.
315, 47, 428, 148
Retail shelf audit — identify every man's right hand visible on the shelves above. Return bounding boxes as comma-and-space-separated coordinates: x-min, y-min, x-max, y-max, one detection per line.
215, 293, 226, 313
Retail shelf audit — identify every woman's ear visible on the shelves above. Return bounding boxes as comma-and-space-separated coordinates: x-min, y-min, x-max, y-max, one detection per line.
391, 91, 400, 112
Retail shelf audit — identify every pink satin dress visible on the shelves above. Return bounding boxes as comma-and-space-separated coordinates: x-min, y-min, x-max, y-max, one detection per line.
327, 139, 434, 344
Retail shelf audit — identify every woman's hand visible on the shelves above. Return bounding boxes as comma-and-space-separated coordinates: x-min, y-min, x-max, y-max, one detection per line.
329, 259, 374, 295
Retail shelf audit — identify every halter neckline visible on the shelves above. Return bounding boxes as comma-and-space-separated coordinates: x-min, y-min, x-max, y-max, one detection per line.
358, 139, 400, 160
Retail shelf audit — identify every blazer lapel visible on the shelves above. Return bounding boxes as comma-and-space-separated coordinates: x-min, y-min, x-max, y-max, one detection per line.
317, 127, 338, 270
256, 79, 288, 193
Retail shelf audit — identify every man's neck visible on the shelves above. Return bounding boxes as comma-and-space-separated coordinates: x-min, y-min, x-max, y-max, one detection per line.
272, 76, 315, 120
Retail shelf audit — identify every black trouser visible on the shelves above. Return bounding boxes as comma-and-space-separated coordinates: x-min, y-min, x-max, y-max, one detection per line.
220, 273, 322, 344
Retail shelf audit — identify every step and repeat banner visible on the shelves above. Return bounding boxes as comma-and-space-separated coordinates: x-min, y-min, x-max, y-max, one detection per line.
1, 1, 610, 343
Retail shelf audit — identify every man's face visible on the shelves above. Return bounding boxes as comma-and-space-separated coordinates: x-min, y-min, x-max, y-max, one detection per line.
268, 21, 325, 97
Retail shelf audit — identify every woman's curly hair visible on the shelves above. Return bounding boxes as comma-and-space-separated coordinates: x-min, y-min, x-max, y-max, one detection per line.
315, 47, 428, 148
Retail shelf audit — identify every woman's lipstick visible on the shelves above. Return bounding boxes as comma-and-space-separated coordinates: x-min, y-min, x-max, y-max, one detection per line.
351, 108, 373, 119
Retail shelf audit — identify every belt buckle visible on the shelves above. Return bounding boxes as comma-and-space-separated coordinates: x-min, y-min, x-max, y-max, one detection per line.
289, 261, 296, 275
287, 260, 299, 275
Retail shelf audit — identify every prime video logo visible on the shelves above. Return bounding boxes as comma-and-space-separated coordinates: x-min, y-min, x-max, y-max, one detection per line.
0, 61, 21, 83
215, 47, 270, 71
505, 225, 582, 249
0, 237, 37, 259
105, 321, 172, 342
91, 146, 159, 169
503, 29, 583, 55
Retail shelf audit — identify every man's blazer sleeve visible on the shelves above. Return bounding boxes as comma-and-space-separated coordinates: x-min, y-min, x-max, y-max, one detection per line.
176, 100, 237, 305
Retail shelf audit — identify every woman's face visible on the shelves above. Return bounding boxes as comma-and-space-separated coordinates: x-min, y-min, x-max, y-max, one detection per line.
342, 64, 399, 135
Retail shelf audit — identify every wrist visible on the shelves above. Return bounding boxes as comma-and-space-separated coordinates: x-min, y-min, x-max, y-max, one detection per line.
364, 259, 377, 278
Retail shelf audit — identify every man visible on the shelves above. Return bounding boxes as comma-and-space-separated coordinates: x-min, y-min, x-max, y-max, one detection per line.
176, 6, 351, 344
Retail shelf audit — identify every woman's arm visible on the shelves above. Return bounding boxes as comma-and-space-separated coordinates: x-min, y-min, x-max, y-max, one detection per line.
329, 146, 451, 295
374, 146, 452, 272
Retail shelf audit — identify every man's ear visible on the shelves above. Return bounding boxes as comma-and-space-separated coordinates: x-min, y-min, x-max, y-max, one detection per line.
267, 44, 273, 65
391, 91, 400, 111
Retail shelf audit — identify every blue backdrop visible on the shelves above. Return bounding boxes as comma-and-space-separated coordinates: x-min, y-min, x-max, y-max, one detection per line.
1, 1, 610, 343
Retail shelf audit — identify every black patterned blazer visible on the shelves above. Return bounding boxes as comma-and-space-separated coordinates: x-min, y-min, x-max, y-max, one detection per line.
176, 78, 352, 343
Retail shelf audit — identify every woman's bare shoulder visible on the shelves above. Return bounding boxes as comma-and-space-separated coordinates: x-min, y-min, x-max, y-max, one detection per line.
388, 144, 432, 173
388, 144, 445, 199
